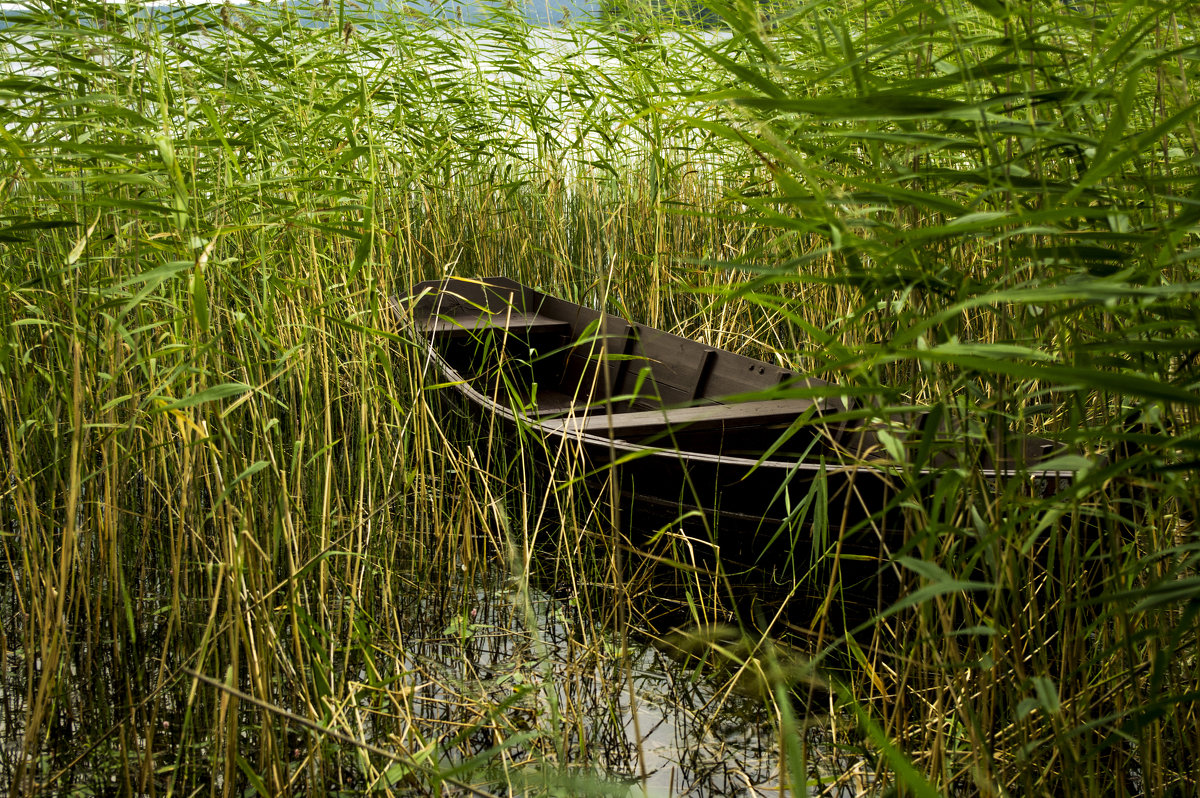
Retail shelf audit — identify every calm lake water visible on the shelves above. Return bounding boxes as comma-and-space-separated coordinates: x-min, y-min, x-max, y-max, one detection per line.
0, 0, 600, 24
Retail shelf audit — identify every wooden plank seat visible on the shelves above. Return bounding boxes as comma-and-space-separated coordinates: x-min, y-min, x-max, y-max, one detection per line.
539, 398, 834, 439
418, 311, 571, 339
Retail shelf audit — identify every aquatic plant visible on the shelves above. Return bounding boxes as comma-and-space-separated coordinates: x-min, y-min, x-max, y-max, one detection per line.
1, 0, 1197, 794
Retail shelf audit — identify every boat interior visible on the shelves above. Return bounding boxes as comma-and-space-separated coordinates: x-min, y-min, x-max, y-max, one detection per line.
404, 278, 1064, 471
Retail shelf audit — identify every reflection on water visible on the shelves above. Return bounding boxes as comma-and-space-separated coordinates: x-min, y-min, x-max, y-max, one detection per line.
1, 550, 874, 795
396, 566, 785, 795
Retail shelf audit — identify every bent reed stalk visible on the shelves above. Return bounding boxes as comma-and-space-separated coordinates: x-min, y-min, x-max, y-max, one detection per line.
1, 0, 1198, 794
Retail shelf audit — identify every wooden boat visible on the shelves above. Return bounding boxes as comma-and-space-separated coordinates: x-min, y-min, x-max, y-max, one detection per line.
398, 276, 1074, 571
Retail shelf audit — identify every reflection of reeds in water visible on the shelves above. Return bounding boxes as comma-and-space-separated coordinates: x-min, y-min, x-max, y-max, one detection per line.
2, 0, 1198, 793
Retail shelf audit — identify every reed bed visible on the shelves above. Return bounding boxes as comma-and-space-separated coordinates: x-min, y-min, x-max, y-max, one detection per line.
1, 0, 1197, 794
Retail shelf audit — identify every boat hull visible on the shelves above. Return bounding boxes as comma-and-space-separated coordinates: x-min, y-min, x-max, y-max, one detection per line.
398, 276, 1074, 574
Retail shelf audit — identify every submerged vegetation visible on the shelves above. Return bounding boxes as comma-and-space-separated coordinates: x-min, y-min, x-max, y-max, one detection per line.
1, 0, 1198, 793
